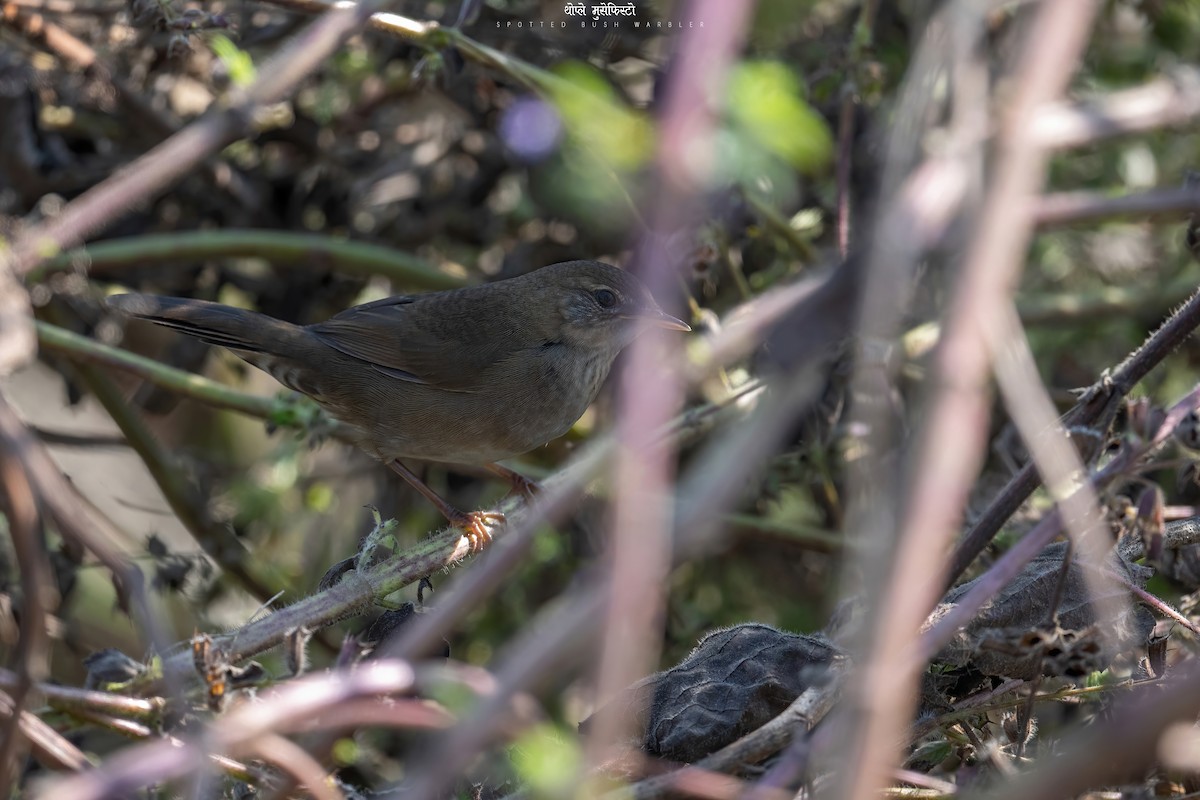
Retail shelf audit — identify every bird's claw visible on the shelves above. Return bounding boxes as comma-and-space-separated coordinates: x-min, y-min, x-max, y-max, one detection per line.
452, 510, 505, 553
508, 474, 540, 502
485, 463, 541, 501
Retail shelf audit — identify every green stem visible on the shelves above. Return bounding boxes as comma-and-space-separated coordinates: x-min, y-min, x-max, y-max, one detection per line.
1016, 272, 1197, 326
38, 321, 273, 417
722, 513, 846, 552
30, 230, 463, 289
35, 320, 355, 439
438, 27, 574, 96
743, 191, 817, 261
38, 312, 290, 603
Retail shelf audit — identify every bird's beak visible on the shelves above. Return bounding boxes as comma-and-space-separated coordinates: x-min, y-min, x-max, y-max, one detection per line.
628, 306, 691, 332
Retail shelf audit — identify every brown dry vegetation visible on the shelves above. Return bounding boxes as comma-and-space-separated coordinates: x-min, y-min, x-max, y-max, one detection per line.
6, 1, 1200, 799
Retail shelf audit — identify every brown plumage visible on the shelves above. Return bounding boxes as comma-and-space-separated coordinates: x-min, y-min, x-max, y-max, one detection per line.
108, 260, 688, 547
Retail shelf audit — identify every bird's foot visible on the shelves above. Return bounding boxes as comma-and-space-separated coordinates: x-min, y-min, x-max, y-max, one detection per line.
485, 463, 541, 501
508, 474, 541, 501
448, 509, 506, 553
388, 460, 506, 552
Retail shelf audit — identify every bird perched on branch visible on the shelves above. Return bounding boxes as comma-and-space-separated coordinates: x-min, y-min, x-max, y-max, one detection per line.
108, 260, 689, 549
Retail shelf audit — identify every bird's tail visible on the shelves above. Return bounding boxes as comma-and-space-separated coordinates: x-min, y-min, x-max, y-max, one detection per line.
106, 294, 307, 360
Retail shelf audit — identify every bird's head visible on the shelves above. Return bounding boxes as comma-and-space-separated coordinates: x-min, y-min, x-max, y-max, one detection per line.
535, 260, 689, 354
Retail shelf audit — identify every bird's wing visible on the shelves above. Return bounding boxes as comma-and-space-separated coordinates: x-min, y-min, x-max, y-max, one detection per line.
308, 294, 518, 392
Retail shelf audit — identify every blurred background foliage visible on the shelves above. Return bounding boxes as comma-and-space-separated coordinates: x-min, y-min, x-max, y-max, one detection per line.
5, 0, 1200, 753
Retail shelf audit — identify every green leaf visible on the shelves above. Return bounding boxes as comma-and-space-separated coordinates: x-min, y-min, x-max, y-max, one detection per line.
509, 724, 582, 795
550, 61, 653, 172
210, 34, 256, 87
727, 61, 832, 174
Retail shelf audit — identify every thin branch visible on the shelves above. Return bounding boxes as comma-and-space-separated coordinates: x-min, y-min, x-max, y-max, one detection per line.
1016, 273, 1196, 326
36, 319, 354, 439
389, 374, 806, 800
832, 5, 1099, 800
0, 690, 90, 773
249, 734, 344, 800
0, 0, 270, 217
46, 315, 284, 602
36, 661, 419, 800
964, 661, 1200, 800
31, 230, 458, 289
1034, 185, 1200, 227
0, 391, 170, 667
0, 400, 51, 795
1033, 66, 1200, 150
0, 668, 165, 721
5, 0, 398, 276
590, 750, 793, 800
742, 191, 817, 261
203, 0, 582, 98
379, 382, 760, 666
145, 379, 753, 690
985, 301, 1129, 657
921, 382, 1200, 664
589, 0, 753, 783
834, 0, 880, 258
152, 515, 478, 686
947, 276, 1200, 586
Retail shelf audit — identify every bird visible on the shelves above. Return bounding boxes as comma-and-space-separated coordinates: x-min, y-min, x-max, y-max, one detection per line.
107, 260, 690, 550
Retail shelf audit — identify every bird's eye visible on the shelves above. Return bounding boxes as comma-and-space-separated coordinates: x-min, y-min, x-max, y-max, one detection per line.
593, 289, 618, 308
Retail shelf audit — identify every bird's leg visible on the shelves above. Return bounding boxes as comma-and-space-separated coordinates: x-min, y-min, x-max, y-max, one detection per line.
388, 460, 503, 553
484, 463, 541, 500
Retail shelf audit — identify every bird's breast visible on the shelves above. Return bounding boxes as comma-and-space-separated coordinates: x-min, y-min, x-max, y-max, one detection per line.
487, 343, 613, 450
319, 343, 617, 465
